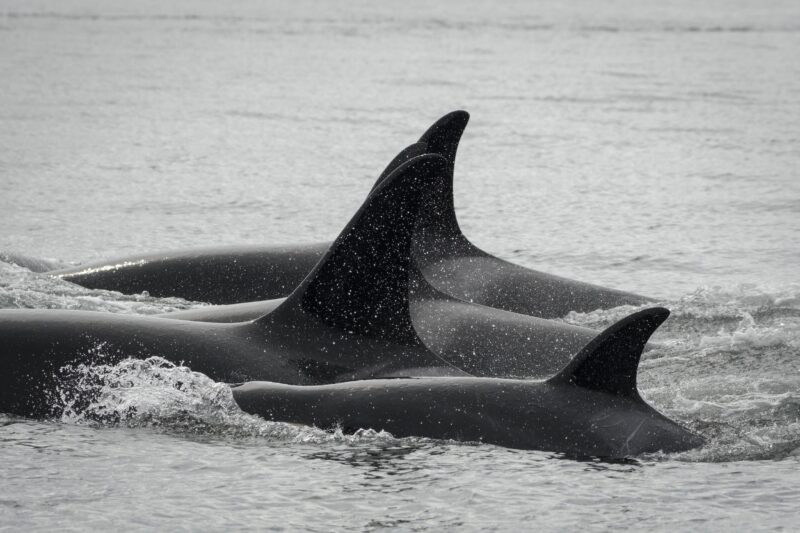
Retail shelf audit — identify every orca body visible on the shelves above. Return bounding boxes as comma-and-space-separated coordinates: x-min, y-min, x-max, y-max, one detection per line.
233, 308, 703, 458
51, 243, 329, 304
49, 142, 429, 304
0, 156, 472, 419
161, 270, 601, 379
49, 112, 650, 317
159, 153, 608, 378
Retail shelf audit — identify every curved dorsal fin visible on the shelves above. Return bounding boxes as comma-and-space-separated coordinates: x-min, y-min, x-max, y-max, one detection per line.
412, 110, 475, 254
369, 142, 428, 192
265, 154, 447, 342
548, 308, 670, 398
417, 110, 470, 173
371, 110, 469, 193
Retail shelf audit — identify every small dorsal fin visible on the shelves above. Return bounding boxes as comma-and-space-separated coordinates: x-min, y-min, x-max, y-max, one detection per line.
265, 154, 448, 342
548, 308, 670, 397
369, 142, 428, 192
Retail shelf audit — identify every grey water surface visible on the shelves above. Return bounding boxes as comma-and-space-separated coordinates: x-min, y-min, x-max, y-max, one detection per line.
1, 0, 799, 530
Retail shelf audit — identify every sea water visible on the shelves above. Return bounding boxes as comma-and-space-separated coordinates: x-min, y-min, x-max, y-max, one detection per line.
1, 0, 799, 530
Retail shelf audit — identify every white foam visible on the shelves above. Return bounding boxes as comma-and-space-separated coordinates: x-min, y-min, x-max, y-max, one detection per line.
57, 356, 399, 447
0, 259, 203, 315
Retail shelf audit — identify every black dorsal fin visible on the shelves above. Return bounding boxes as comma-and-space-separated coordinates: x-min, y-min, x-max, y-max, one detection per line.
412, 110, 476, 255
417, 110, 469, 174
371, 110, 469, 193
548, 308, 670, 397
369, 142, 428, 192
264, 154, 448, 343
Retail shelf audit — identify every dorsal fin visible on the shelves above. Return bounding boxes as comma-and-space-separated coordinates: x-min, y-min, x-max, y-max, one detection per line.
371, 110, 469, 193
412, 110, 477, 255
265, 154, 448, 343
369, 142, 428, 192
417, 110, 469, 173
548, 308, 670, 397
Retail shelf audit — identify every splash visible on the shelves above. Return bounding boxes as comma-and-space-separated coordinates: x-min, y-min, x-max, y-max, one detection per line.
627, 285, 800, 462
560, 284, 800, 461
4, 273, 799, 461
563, 284, 800, 333
56, 356, 399, 447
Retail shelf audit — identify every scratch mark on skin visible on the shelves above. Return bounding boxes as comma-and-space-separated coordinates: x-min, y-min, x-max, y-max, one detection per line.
621, 418, 646, 456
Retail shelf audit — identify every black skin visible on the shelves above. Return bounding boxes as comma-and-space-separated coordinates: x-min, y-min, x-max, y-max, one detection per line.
157, 132, 644, 378
50, 243, 329, 304
160, 275, 603, 380
47, 111, 651, 318
0, 156, 472, 419
47, 143, 428, 304
2, 152, 608, 423
232, 377, 702, 457
232, 308, 704, 458
0, 307, 462, 419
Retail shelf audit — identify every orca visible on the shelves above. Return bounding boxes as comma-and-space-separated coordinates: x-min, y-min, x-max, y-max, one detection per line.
233, 307, 703, 458
160, 150, 611, 378
163, 260, 604, 379
47, 111, 650, 317
45, 142, 429, 304
0, 155, 473, 419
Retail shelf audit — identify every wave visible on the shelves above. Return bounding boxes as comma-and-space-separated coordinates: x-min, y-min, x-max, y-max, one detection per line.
58, 356, 403, 448
3, 11, 798, 35
0, 259, 202, 315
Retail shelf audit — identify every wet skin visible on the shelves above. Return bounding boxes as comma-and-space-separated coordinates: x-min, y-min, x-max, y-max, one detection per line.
49, 111, 651, 317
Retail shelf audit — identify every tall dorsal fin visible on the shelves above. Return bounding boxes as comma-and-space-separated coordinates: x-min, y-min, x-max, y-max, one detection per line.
265, 154, 448, 343
369, 142, 428, 192
412, 110, 477, 254
548, 308, 670, 398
